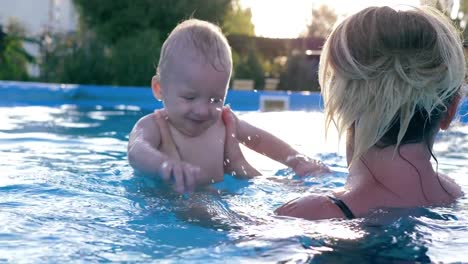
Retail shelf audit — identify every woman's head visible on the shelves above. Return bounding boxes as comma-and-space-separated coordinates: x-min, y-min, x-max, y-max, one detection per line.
319, 6, 465, 162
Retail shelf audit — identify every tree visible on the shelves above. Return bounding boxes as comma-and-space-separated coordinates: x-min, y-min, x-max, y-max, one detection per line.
223, 1, 266, 89
278, 52, 320, 91
306, 4, 338, 38
274, 4, 335, 91
109, 29, 161, 86
38, 0, 235, 86
420, 0, 468, 47
233, 48, 265, 89
40, 33, 112, 85
222, 0, 255, 36
39, 0, 262, 87
420, 0, 454, 15
0, 19, 33, 81
73, 0, 231, 45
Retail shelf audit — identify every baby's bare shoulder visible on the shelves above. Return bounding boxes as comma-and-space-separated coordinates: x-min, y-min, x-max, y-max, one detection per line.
134, 113, 159, 130
129, 113, 161, 145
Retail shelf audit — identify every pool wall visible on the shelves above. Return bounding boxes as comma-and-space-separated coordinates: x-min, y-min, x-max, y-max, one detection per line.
0, 81, 467, 122
0, 81, 324, 111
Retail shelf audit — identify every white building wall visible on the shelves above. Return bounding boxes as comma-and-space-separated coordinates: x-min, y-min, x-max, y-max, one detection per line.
0, 0, 78, 35
0, 0, 78, 77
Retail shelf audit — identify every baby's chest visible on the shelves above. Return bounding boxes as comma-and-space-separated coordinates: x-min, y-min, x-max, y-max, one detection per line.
175, 132, 225, 178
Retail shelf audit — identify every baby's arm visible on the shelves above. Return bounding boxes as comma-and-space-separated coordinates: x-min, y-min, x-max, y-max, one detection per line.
222, 106, 261, 178
224, 108, 329, 176
127, 112, 200, 193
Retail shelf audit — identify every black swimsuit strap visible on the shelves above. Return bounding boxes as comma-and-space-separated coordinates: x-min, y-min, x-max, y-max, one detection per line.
327, 195, 356, 219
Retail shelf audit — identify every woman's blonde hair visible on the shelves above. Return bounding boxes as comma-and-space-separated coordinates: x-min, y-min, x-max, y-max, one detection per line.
319, 6, 465, 163
156, 19, 232, 84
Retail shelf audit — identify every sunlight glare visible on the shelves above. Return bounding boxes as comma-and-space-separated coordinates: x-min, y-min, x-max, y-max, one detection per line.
240, 0, 421, 38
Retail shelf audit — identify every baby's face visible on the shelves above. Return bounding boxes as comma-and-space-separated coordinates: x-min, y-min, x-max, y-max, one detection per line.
161, 59, 230, 137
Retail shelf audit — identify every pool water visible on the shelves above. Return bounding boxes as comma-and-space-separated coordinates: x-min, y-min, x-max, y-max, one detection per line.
0, 105, 467, 263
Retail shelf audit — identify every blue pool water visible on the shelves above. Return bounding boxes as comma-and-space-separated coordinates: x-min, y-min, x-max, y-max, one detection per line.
0, 82, 467, 263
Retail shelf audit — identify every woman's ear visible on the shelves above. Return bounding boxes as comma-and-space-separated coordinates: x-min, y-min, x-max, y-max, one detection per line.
151, 75, 163, 101
440, 92, 462, 130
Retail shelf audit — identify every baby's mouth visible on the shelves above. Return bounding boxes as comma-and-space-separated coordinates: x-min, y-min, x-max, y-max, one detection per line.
187, 117, 209, 124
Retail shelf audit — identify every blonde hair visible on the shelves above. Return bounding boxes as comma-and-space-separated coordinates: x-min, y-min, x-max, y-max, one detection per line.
319, 6, 465, 163
156, 19, 232, 84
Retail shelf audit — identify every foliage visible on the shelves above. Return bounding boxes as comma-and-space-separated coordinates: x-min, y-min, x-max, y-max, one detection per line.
421, 0, 468, 37
233, 48, 265, 89
262, 56, 286, 79
306, 4, 338, 38
109, 29, 161, 86
40, 33, 112, 84
268, 4, 336, 91
73, 0, 231, 45
38, 0, 260, 86
278, 52, 320, 91
460, 0, 468, 39
40, 28, 162, 86
223, 0, 255, 36
224, 0, 266, 89
0, 19, 33, 81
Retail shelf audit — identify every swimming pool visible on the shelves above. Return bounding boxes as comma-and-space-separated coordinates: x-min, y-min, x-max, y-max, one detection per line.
1, 81, 467, 263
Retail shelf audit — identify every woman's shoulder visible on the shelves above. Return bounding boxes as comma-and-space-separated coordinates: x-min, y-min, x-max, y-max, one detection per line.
438, 173, 464, 199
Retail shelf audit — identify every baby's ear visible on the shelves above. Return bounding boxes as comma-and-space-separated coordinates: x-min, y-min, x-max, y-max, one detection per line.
151, 75, 163, 101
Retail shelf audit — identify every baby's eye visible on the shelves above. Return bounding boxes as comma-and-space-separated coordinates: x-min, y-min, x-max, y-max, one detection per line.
182, 96, 195, 101
210, 98, 223, 104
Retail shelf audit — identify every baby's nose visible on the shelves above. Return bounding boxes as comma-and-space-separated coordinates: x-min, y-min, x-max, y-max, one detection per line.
192, 102, 211, 119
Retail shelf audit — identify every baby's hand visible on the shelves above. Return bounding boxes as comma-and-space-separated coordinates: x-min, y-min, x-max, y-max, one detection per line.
287, 155, 331, 177
159, 160, 201, 193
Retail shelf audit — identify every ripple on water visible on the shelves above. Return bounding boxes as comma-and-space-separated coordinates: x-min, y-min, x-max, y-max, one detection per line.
0, 106, 467, 262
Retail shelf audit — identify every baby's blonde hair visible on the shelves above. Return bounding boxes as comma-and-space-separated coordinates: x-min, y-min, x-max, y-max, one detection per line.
319, 6, 465, 163
156, 19, 232, 84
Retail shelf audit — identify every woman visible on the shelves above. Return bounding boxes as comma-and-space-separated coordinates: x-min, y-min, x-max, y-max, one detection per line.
224, 5, 465, 220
